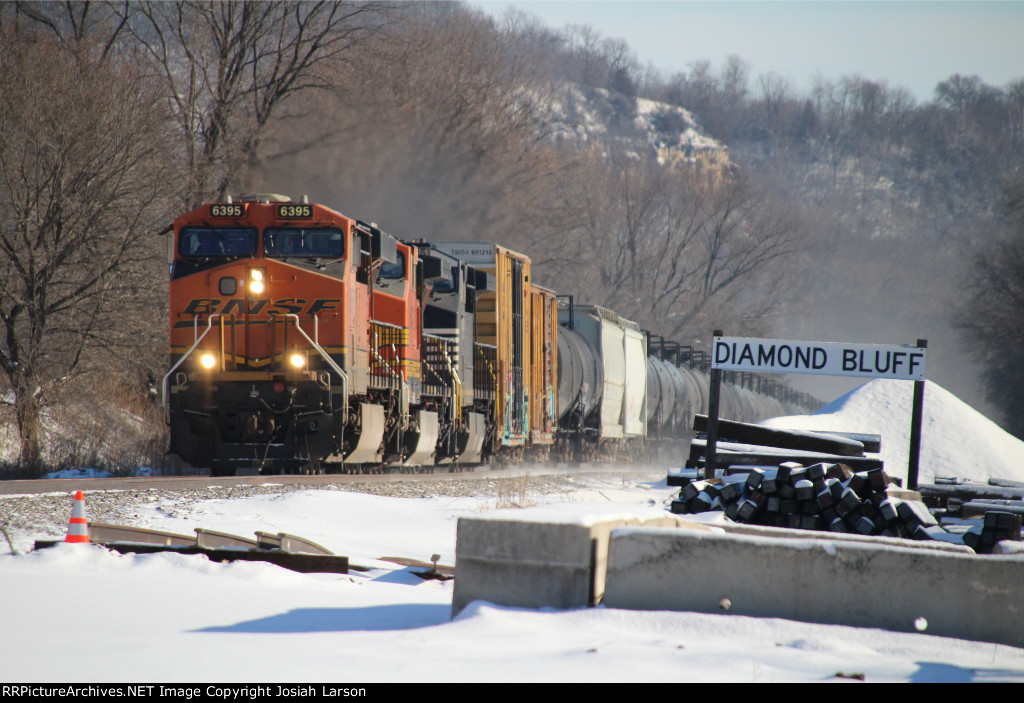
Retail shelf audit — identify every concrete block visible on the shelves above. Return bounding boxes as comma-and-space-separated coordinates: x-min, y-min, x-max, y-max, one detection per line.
713, 521, 972, 554
451, 504, 708, 617
604, 527, 1024, 648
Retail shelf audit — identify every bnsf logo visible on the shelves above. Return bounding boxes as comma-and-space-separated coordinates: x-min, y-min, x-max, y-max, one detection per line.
180, 298, 340, 316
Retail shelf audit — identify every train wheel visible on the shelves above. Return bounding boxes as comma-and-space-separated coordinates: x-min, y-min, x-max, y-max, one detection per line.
301, 457, 324, 476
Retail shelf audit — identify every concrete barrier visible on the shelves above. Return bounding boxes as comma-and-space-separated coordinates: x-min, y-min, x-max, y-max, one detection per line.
604, 526, 1024, 648
451, 504, 708, 617
713, 520, 973, 554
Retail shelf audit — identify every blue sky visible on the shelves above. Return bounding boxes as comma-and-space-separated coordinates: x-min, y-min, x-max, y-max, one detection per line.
473, 1, 1024, 101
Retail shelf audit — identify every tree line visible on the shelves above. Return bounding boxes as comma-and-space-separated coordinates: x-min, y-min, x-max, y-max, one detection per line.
534, 23, 1023, 435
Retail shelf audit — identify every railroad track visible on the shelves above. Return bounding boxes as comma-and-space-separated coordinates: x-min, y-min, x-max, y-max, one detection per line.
0, 462, 662, 496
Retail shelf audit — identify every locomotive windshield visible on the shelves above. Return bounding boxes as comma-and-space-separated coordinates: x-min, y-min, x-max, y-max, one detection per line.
264, 227, 344, 259
180, 227, 257, 257
430, 264, 456, 293
378, 252, 405, 279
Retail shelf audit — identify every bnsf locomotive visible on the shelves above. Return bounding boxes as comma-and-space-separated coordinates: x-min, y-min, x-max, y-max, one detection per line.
163, 194, 799, 475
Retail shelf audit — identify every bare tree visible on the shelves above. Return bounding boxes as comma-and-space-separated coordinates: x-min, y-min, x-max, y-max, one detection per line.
1007, 78, 1024, 149
124, 0, 386, 206
935, 74, 985, 114
561, 23, 607, 88
881, 84, 917, 148
720, 54, 750, 104
755, 71, 792, 150
954, 179, 1024, 439
0, 0, 131, 55
537, 151, 804, 343
811, 78, 857, 187
259, 2, 562, 241
0, 35, 177, 475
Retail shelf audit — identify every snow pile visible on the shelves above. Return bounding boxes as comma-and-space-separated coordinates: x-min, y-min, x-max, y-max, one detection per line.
761, 380, 1024, 485
2, 477, 1023, 682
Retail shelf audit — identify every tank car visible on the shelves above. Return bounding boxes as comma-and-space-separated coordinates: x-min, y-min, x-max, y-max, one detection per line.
555, 299, 647, 461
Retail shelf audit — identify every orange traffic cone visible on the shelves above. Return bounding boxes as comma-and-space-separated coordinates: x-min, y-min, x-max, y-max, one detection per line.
64, 490, 90, 543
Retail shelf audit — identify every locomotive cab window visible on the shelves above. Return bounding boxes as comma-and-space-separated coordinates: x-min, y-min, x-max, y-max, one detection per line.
378, 252, 405, 279
264, 227, 344, 259
180, 227, 257, 258
376, 251, 406, 293
430, 265, 457, 294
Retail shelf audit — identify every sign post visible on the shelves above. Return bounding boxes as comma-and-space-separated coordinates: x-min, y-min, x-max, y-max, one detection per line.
907, 339, 927, 490
705, 329, 724, 477
707, 334, 927, 485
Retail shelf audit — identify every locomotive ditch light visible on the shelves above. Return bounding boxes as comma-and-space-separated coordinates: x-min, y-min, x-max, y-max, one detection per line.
289, 353, 306, 369
249, 268, 265, 295
200, 353, 217, 369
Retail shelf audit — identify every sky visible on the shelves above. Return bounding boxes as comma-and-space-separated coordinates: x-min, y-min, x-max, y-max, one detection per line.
473, 1, 1024, 101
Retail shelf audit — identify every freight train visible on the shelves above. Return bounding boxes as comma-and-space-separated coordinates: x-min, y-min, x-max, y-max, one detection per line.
163, 194, 807, 475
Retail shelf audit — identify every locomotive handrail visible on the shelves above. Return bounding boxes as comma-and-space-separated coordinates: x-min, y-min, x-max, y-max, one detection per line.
473, 342, 498, 400
163, 313, 351, 415
369, 320, 403, 389
284, 314, 349, 418
423, 333, 462, 426
444, 348, 463, 426
162, 314, 222, 417
368, 319, 410, 423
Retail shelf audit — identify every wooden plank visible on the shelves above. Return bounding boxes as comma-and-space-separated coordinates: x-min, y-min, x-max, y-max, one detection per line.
960, 501, 1024, 519
89, 523, 195, 547
379, 556, 455, 577
690, 446, 884, 472
919, 483, 1024, 502
989, 478, 1024, 489
279, 532, 334, 556
817, 431, 881, 453
195, 528, 258, 549
33, 540, 349, 574
693, 414, 865, 457
215, 549, 348, 574
255, 531, 282, 550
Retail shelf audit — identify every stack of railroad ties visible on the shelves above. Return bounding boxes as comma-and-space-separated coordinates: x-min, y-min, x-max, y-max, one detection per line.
668, 415, 1023, 554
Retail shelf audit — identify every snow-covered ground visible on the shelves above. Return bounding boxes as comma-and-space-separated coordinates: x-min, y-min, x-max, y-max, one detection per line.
1, 380, 1023, 682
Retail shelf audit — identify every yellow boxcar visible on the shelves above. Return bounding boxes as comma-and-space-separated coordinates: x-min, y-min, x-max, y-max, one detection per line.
432, 242, 531, 450
528, 284, 558, 446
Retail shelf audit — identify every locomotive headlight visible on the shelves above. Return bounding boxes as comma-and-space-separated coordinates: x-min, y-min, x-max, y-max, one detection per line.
200, 353, 217, 369
249, 268, 265, 295
289, 353, 305, 369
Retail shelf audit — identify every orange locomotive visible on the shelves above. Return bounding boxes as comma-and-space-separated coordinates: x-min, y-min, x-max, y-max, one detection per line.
164, 194, 469, 474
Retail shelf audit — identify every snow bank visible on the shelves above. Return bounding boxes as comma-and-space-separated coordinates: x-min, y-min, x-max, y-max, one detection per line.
761, 380, 1024, 484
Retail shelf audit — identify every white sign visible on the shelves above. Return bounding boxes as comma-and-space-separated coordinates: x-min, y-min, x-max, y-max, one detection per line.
431, 241, 496, 266
712, 336, 926, 381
